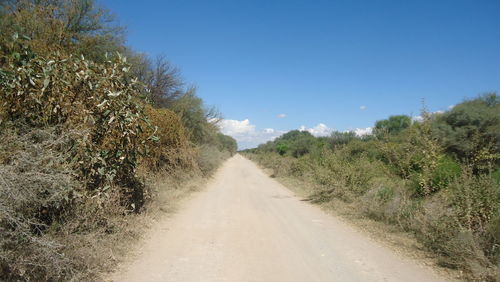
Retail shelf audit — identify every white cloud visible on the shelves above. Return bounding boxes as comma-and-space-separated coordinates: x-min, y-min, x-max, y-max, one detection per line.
217, 119, 285, 150
299, 123, 334, 137
360, 105, 367, 111
412, 115, 424, 122
277, 113, 287, 118
448, 105, 455, 109
218, 119, 255, 136
352, 127, 373, 136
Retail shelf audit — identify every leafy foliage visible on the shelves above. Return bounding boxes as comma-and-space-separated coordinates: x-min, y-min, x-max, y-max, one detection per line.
0, 0, 236, 280
432, 93, 500, 170
0, 0, 125, 61
244, 95, 500, 280
170, 88, 221, 145
1, 39, 148, 208
258, 130, 318, 157
374, 115, 412, 137
216, 133, 238, 155
141, 104, 195, 171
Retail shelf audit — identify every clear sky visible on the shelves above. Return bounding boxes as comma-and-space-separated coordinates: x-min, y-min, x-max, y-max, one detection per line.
100, 0, 500, 149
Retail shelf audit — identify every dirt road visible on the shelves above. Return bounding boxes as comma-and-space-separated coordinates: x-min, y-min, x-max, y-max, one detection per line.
111, 155, 446, 282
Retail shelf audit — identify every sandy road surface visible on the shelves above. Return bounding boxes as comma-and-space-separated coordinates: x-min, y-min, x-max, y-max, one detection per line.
111, 155, 447, 282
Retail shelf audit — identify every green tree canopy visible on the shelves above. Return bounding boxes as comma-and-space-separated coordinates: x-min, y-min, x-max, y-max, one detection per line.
374, 115, 412, 137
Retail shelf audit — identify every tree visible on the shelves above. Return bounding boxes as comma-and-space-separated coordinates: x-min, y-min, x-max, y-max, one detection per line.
327, 131, 357, 148
170, 88, 220, 145
217, 133, 237, 155
273, 130, 317, 157
374, 115, 412, 137
432, 93, 500, 168
131, 55, 185, 108
0, 0, 125, 61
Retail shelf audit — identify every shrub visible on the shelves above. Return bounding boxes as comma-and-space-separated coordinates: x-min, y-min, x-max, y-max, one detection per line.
170, 88, 216, 145
276, 142, 288, 156
493, 169, 500, 183
1, 38, 149, 210
432, 93, 500, 165
0, 2, 234, 281
245, 94, 500, 280
271, 130, 318, 157
327, 131, 357, 148
0, 125, 80, 280
430, 156, 461, 189
141, 104, 195, 171
449, 171, 499, 237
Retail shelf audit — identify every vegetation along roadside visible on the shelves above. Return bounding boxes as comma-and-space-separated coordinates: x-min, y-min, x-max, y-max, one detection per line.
0, 0, 236, 280
243, 95, 499, 281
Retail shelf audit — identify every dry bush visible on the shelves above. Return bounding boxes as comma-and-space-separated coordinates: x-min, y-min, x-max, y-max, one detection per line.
447, 171, 499, 278
0, 0, 125, 62
0, 3, 67, 55
0, 123, 176, 281
1, 38, 150, 211
0, 124, 79, 280
0, 6, 233, 282
411, 180, 499, 281
0, 122, 216, 281
0, 38, 152, 280
248, 149, 499, 280
140, 104, 195, 172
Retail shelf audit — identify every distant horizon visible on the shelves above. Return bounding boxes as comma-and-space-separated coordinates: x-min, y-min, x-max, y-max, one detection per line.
230, 98, 466, 150
101, 0, 500, 149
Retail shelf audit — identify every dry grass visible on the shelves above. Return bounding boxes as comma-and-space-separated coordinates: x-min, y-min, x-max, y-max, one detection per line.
246, 152, 500, 281
0, 119, 229, 280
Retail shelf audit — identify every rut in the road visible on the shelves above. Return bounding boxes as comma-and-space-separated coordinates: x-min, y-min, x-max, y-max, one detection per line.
111, 155, 447, 282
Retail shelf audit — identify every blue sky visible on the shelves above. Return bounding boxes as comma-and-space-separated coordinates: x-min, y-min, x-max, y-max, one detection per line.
101, 0, 500, 149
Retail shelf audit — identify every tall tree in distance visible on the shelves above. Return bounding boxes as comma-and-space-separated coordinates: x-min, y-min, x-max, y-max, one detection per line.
374, 115, 412, 137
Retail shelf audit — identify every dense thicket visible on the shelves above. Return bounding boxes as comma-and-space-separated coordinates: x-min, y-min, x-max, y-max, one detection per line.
0, 0, 235, 280
245, 94, 499, 281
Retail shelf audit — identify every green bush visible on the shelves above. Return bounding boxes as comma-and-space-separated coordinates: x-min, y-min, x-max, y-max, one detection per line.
431, 156, 461, 189
270, 130, 318, 157
374, 115, 412, 137
493, 169, 500, 183
432, 93, 500, 166
276, 142, 288, 156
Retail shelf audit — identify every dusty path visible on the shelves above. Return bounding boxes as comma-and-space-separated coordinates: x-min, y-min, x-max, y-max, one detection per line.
111, 155, 447, 282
